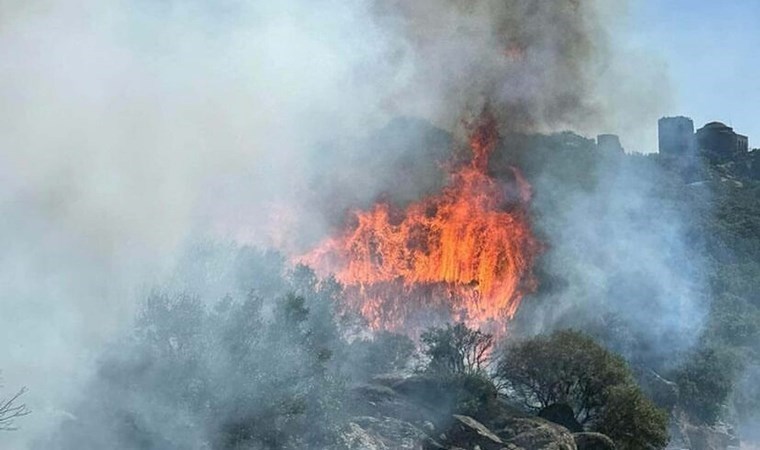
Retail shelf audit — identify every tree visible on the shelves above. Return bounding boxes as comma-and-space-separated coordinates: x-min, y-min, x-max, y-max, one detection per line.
595, 384, 670, 450
420, 323, 494, 376
496, 330, 669, 449
672, 344, 738, 424
496, 330, 629, 424
51, 259, 349, 449
416, 323, 501, 420
0, 378, 30, 431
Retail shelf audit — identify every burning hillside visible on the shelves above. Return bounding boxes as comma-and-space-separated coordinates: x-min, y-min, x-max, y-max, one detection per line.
300, 111, 541, 333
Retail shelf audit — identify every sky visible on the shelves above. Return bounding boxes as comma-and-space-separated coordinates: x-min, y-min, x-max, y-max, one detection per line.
630, 0, 760, 150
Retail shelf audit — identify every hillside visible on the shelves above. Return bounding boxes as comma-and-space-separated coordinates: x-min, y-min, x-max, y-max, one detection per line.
35, 124, 760, 450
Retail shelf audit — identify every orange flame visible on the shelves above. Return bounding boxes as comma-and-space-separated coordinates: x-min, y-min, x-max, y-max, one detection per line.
300, 111, 541, 333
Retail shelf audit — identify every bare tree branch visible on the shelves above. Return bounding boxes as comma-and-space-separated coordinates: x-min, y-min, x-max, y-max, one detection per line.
0, 386, 31, 431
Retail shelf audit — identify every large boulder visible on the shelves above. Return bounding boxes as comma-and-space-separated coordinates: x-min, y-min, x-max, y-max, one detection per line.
442, 415, 505, 450
573, 432, 616, 450
349, 378, 441, 425
338, 422, 390, 450
338, 416, 440, 450
347, 376, 579, 450
499, 417, 577, 450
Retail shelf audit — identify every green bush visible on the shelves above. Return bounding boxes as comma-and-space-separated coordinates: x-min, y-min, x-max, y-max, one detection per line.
496, 330, 629, 424
496, 330, 669, 449
596, 384, 670, 450
672, 345, 738, 424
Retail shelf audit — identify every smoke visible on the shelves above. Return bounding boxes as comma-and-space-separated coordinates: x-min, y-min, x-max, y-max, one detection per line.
0, 0, 677, 447
0, 1, 395, 445
371, 0, 670, 150
506, 145, 708, 369
735, 363, 760, 442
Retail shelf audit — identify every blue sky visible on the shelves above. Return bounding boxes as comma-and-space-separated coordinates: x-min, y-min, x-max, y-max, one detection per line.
629, 1, 760, 148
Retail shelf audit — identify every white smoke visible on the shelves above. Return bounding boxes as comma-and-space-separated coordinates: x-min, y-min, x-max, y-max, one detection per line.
0, 1, 675, 447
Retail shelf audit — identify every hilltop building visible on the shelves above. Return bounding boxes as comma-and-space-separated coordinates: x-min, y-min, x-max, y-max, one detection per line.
657, 116, 750, 163
696, 121, 749, 162
597, 134, 624, 153
658, 116, 696, 156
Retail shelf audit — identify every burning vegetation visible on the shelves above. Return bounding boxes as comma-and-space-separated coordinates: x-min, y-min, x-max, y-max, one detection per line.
300, 110, 541, 333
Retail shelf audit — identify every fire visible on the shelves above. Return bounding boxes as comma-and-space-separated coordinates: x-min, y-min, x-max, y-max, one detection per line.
300, 110, 541, 333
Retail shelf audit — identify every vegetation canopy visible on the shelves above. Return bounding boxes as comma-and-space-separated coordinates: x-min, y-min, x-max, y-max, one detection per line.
496, 329, 669, 449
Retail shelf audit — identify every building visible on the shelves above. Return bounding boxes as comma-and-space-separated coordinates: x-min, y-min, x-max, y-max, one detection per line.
696, 121, 749, 162
658, 116, 696, 156
597, 134, 624, 153
737, 134, 749, 153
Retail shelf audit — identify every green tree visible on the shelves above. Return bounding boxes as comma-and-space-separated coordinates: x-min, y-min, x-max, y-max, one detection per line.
496, 330, 629, 424
496, 330, 669, 449
53, 260, 348, 449
673, 345, 738, 424
596, 384, 670, 450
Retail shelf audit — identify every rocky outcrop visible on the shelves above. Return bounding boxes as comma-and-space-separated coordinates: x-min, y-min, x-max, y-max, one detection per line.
339, 411, 586, 450
435, 414, 579, 450
338, 416, 440, 450
339, 422, 393, 450
445, 415, 505, 450
341, 376, 618, 450
499, 416, 577, 450
573, 432, 616, 450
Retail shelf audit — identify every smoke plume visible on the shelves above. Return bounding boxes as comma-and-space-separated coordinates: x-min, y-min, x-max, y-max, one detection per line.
0, 0, 681, 447
372, 0, 670, 147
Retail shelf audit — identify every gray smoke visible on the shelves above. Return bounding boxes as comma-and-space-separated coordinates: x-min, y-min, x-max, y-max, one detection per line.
372, 0, 670, 150
0, 1, 393, 446
0, 0, 678, 447
505, 145, 708, 369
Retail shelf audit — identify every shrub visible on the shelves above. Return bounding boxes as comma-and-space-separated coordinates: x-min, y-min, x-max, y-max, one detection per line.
496, 330, 669, 449
672, 345, 738, 424
596, 384, 670, 450
496, 330, 629, 425
420, 323, 494, 376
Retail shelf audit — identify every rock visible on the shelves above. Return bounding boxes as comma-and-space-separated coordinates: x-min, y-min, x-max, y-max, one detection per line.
445, 414, 504, 450
499, 417, 577, 450
347, 376, 578, 450
573, 432, 616, 450
453, 415, 504, 444
349, 379, 440, 425
339, 416, 439, 450
538, 404, 583, 433
353, 383, 399, 403
502, 444, 525, 450
339, 422, 390, 450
